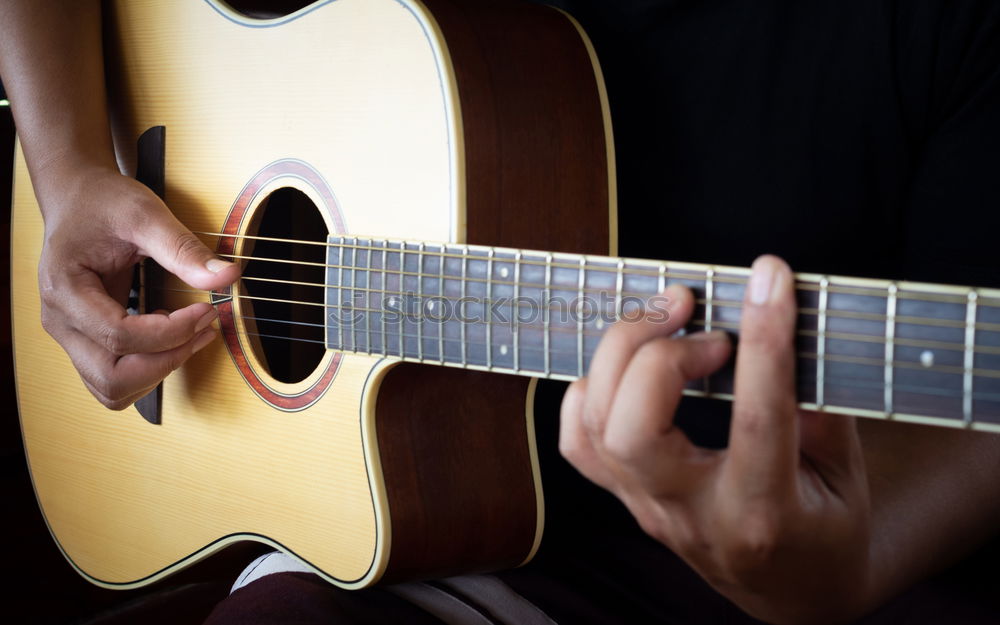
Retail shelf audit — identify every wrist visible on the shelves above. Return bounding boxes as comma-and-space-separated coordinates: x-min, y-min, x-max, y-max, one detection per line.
31, 156, 120, 223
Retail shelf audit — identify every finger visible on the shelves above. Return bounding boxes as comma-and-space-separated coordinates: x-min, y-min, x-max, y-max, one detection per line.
129, 197, 240, 291
727, 255, 799, 494
64, 326, 218, 410
54, 269, 218, 355
600, 332, 730, 497
583, 284, 694, 435
81, 377, 158, 413
559, 378, 619, 491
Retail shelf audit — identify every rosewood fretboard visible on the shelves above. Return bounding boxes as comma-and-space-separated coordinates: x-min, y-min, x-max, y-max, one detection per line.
321, 236, 1000, 432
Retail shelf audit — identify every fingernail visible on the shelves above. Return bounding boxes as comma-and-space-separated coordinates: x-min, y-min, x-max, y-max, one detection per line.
748, 257, 776, 306
195, 309, 217, 333
206, 258, 234, 273
192, 328, 217, 354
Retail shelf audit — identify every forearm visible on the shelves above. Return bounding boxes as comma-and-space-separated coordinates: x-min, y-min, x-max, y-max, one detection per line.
858, 420, 1000, 613
0, 0, 116, 208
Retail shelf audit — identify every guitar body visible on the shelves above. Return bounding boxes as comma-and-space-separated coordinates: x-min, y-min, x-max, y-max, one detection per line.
12, 0, 613, 588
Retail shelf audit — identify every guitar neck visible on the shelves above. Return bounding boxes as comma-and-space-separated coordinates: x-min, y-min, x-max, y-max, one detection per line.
324, 236, 1000, 432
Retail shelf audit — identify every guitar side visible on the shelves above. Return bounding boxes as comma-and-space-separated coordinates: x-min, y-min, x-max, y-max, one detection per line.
12, 0, 613, 589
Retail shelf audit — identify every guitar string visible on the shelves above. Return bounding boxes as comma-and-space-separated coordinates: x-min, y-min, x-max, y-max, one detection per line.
207, 250, 1000, 333
193, 231, 1000, 308
222, 312, 1000, 405
170, 287, 1000, 379
154, 283, 1000, 358
159, 254, 1000, 334
217, 247, 1000, 311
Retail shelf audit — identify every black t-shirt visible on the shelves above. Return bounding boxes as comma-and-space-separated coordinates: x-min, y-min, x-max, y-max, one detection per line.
519, 1, 1000, 623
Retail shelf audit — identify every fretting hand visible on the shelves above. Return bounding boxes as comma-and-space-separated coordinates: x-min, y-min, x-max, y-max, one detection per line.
560, 255, 872, 624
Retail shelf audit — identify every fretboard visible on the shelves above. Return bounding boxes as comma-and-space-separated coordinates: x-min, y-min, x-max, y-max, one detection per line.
324, 236, 1000, 432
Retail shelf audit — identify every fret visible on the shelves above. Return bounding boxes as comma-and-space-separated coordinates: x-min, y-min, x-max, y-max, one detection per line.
416, 242, 425, 362
816, 277, 829, 409
438, 243, 446, 365
486, 248, 495, 370
380, 242, 388, 357
544, 253, 553, 376
315, 238, 1000, 432
704, 267, 715, 395
358, 237, 371, 355
577, 257, 586, 378
964, 290, 978, 426
336, 239, 345, 351
704, 268, 715, 333
353, 237, 364, 354
461, 245, 469, 368
884, 283, 898, 417
397, 244, 405, 359
351, 237, 361, 351
513, 251, 522, 373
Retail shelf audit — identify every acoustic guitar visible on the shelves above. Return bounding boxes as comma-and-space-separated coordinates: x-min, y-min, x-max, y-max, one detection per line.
11, 0, 1000, 592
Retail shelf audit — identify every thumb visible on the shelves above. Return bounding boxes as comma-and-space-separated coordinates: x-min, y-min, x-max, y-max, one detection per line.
133, 202, 240, 291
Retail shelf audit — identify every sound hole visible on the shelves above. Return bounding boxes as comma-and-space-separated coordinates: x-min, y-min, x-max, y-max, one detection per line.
242, 187, 327, 384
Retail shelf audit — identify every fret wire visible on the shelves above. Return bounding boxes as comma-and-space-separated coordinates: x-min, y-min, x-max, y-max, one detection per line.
514, 251, 522, 373
397, 244, 405, 360
816, 277, 829, 410
461, 245, 469, 368
336, 238, 345, 351
417, 242, 425, 362
438, 243, 446, 365
208, 234, 1000, 308
544, 253, 553, 376
351, 236, 360, 354
658, 263, 667, 293
363, 238, 374, 356
486, 248, 495, 370
964, 291, 978, 426
884, 283, 897, 417
577, 257, 586, 378
381, 242, 388, 357
704, 267, 715, 395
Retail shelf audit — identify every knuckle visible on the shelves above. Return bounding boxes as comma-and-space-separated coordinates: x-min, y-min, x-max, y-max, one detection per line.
581, 405, 606, 437
171, 230, 207, 265
602, 429, 642, 466
724, 509, 784, 574
634, 338, 681, 372
39, 307, 59, 337
92, 378, 132, 411
732, 405, 769, 435
164, 350, 190, 375
100, 324, 131, 356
